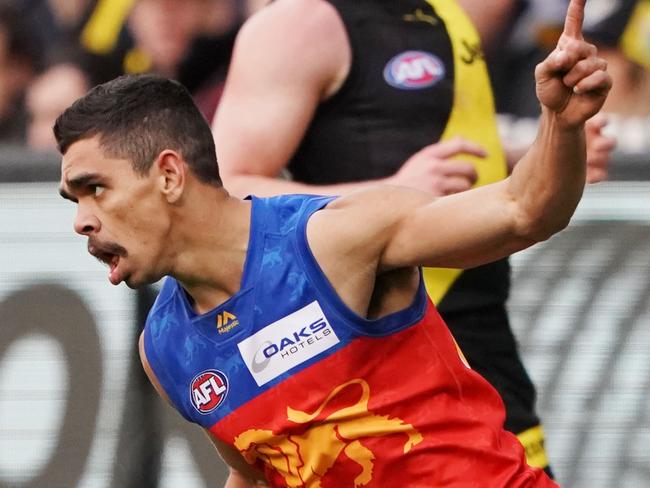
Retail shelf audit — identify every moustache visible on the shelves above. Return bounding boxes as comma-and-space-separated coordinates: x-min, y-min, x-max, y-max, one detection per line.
87, 237, 127, 259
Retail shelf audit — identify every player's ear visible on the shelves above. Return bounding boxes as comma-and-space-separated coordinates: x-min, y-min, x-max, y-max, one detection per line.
156, 150, 185, 203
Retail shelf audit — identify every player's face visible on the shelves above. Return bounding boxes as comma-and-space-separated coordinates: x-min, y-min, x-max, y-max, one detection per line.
59, 136, 171, 288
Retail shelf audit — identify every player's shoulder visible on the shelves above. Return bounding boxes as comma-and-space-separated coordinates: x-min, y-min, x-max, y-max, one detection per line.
325, 185, 434, 215
312, 186, 434, 248
305, 187, 432, 277
237, 0, 344, 49
251, 0, 341, 24
146, 277, 179, 318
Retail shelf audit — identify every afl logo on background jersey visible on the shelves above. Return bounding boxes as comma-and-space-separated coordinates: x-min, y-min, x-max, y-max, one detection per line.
383, 50, 445, 90
190, 370, 228, 414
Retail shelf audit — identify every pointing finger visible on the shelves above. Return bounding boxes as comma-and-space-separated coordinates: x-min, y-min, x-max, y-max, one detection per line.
563, 0, 586, 40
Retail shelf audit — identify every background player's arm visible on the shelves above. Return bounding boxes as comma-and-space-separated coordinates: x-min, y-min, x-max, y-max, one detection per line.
213, 0, 484, 198
138, 335, 268, 487
310, 0, 611, 272
212, 0, 356, 197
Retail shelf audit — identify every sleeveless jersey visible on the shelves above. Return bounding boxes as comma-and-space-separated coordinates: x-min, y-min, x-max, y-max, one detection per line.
143, 195, 556, 487
286, 0, 509, 310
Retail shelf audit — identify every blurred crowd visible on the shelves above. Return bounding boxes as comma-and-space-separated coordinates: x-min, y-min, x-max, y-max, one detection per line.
1, 0, 650, 155
0, 0, 265, 151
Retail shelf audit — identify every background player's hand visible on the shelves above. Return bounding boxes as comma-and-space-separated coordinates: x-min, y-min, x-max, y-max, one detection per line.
585, 113, 616, 183
387, 137, 482, 196
535, 0, 612, 128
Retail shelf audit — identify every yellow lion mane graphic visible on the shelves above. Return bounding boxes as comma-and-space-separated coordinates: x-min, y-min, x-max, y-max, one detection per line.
234, 379, 423, 487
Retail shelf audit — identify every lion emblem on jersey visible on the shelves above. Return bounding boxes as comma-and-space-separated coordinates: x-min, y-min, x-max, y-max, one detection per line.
234, 379, 423, 487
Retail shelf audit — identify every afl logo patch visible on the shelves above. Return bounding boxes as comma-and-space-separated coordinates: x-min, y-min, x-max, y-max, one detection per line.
383, 51, 445, 90
190, 370, 228, 414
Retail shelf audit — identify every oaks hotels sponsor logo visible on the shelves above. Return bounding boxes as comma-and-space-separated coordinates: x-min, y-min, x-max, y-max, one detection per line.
237, 301, 339, 386
383, 50, 445, 90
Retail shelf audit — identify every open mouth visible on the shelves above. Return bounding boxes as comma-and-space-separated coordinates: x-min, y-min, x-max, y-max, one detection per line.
89, 245, 118, 267
88, 240, 127, 284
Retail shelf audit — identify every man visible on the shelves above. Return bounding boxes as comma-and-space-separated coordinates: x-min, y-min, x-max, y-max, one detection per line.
0, 3, 39, 143
211, 0, 614, 472
55, 0, 610, 484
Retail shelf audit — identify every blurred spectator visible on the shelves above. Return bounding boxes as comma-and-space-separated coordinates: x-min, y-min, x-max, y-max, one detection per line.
19, 0, 266, 125
74, 0, 246, 119
0, 3, 40, 143
481, 0, 553, 118
13, 0, 93, 55
26, 62, 90, 151
77, 0, 135, 84
584, 0, 650, 156
456, 0, 616, 178
494, 0, 650, 157
125, 0, 233, 78
125, 0, 242, 118
584, 0, 650, 117
486, 0, 650, 118
40, 0, 92, 28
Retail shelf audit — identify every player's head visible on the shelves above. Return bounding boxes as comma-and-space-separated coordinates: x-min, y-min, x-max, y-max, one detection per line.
55, 74, 222, 289
54, 73, 221, 185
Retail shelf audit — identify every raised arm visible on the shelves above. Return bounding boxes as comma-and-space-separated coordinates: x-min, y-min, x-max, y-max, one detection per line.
310, 0, 610, 272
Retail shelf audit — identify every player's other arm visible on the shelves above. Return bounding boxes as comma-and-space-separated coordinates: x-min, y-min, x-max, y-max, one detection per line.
137, 334, 268, 487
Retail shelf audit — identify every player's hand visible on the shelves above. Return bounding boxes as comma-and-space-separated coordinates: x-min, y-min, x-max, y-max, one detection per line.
535, 0, 612, 128
387, 137, 483, 196
585, 113, 616, 183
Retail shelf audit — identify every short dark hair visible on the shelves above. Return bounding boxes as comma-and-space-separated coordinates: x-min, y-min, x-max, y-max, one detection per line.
54, 74, 221, 186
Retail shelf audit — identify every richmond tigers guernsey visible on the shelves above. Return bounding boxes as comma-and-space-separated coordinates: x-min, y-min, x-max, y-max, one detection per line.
287, 0, 509, 309
143, 195, 556, 487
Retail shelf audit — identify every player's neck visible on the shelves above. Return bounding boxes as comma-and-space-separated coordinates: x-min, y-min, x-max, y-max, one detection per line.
169, 191, 252, 314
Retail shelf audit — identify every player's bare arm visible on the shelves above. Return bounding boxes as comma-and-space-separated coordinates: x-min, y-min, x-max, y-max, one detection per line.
308, 0, 610, 283
213, 0, 350, 196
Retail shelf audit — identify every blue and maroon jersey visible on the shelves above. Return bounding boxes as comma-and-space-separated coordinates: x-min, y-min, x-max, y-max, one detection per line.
143, 194, 556, 487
